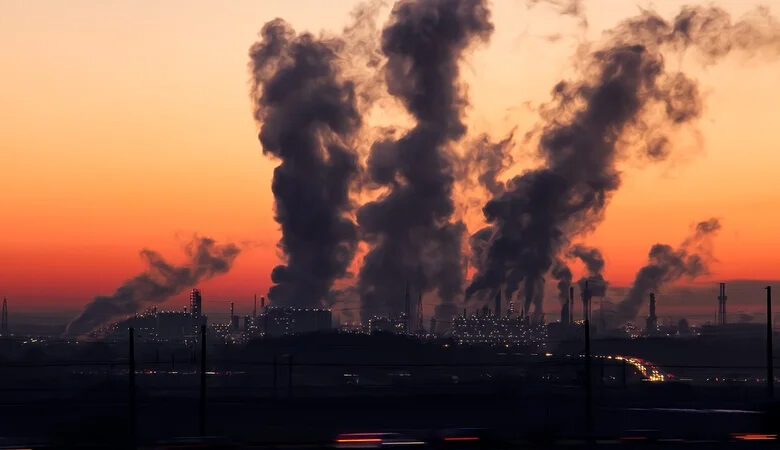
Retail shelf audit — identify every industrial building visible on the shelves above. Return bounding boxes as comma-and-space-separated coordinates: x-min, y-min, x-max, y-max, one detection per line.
452, 310, 547, 347
261, 306, 333, 337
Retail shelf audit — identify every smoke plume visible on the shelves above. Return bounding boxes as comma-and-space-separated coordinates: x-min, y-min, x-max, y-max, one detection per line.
550, 258, 572, 305
467, 5, 779, 320
357, 0, 493, 324
570, 244, 608, 297
615, 218, 721, 323
249, 19, 362, 308
67, 237, 240, 336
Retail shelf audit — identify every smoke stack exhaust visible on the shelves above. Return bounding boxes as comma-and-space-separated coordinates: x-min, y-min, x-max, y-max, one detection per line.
646, 293, 658, 335
66, 237, 239, 336
718, 282, 728, 326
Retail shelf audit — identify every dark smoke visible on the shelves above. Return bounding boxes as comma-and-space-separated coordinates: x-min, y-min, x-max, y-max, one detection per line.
570, 244, 608, 297
249, 19, 362, 308
615, 218, 721, 323
67, 237, 240, 336
550, 258, 572, 305
467, 132, 515, 196
467, 5, 779, 320
357, 0, 493, 324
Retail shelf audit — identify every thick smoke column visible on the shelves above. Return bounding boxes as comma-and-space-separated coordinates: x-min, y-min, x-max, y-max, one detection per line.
550, 258, 572, 305
570, 244, 607, 297
467, 5, 780, 319
249, 19, 362, 308
357, 0, 493, 323
67, 237, 240, 336
615, 218, 721, 323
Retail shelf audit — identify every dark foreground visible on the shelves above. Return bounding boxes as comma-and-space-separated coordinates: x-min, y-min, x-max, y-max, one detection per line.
0, 382, 778, 448
1, 333, 777, 448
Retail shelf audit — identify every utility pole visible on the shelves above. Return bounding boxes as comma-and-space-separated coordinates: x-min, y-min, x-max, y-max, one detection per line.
128, 328, 136, 447
583, 281, 593, 439
1, 297, 8, 336
288, 354, 294, 399
767, 286, 774, 399
199, 324, 207, 436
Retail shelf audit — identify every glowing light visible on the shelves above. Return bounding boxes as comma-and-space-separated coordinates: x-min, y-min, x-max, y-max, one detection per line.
443, 436, 479, 441
732, 433, 777, 441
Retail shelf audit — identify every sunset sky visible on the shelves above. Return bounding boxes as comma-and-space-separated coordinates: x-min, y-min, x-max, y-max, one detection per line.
2, 0, 779, 319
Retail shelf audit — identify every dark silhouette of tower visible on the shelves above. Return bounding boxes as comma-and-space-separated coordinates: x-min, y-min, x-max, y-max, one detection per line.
507, 291, 515, 317
560, 301, 569, 324
253, 294, 257, 318
416, 292, 423, 333
495, 289, 502, 317
190, 289, 202, 318
569, 286, 575, 324
230, 302, 239, 331
718, 283, 727, 325
404, 282, 411, 332
261, 296, 266, 310
1, 297, 8, 336
581, 281, 591, 322
646, 293, 658, 335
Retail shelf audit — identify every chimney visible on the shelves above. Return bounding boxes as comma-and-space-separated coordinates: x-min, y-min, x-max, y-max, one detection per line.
569, 286, 575, 324
495, 289, 502, 317
718, 283, 727, 326
581, 280, 591, 322
261, 296, 266, 310
230, 302, 239, 332
646, 292, 658, 335
404, 281, 411, 332
560, 301, 569, 325
417, 292, 423, 333
253, 294, 257, 318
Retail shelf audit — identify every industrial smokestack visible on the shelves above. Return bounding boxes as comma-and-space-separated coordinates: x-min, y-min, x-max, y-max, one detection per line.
190, 289, 202, 318
560, 301, 569, 324
67, 237, 239, 336
404, 281, 411, 331
495, 289, 502, 317
569, 286, 575, 324
253, 294, 257, 318
718, 282, 728, 326
230, 302, 239, 332
582, 280, 591, 322
417, 292, 423, 333
646, 293, 658, 335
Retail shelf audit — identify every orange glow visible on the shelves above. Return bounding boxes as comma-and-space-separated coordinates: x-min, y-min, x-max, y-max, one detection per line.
732, 433, 777, 441
335, 438, 383, 443
443, 436, 480, 441
2, 1, 779, 315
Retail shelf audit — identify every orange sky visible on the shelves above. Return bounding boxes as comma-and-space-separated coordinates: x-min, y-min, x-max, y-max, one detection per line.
2, 0, 779, 316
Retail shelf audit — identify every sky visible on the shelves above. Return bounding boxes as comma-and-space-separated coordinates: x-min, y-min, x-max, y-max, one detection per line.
2, 0, 779, 321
